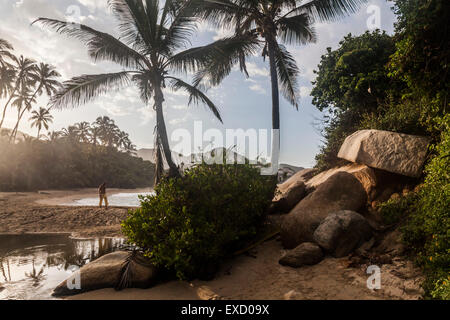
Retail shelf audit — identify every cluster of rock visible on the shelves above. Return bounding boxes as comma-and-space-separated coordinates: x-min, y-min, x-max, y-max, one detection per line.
274, 129, 430, 268
52, 129, 430, 296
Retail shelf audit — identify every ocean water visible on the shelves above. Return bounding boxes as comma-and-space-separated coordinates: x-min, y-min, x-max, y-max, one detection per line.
65, 192, 155, 207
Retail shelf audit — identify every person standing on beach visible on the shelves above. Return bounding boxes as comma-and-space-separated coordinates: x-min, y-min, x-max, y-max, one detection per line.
98, 182, 108, 209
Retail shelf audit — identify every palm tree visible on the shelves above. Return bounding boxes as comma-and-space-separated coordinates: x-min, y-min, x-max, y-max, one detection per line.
197, 0, 366, 172
0, 66, 16, 99
93, 116, 118, 147
116, 130, 131, 150
123, 140, 137, 155
0, 55, 36, 129
29, 107, 53, 139
0, 39, 14, 68
89, 125, 102, 146
44, 130, 61, 143
10, 86, 36, 141
74, 121, 92, 143
60, 125, 80, 142
10, 63, 61, 141
34, 0, 258, 183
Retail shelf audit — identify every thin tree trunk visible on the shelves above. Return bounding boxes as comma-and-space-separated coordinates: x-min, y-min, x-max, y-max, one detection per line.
154, 84, 180, 184
10, 86, 40, 141
0, 87, 17, 129
10, 106, 27, 142
267, 39, 280, 176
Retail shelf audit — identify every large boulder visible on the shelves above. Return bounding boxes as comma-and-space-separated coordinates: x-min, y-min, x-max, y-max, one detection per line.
270, 169, 317, 214
313, 210, 372, 258
281, 172, 367, 249
279, 242, 323, 268
306, 163, 377, 199
271, 180, 306, 214
53, 251, 158, 296
338, 130, 430, 178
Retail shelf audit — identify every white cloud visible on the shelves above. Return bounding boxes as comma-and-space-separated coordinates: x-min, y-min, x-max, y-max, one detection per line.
299, 86, 312, 98
249, 84, 267, 95
171, 104, 188, 110
246, 62, 269, 77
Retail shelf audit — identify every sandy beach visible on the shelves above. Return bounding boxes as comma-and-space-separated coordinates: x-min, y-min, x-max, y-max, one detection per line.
0, 190, 424, 300
0, 188, 151, 237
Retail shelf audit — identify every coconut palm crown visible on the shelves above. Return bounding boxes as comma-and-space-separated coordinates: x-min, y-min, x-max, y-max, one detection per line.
194, 0, 367, 171
34, 0, 259, 183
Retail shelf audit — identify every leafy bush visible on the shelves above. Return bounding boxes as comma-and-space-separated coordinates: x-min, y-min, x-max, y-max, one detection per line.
401, 116, 450, 299
378, 192, 418, 225
121, 163, 276, 280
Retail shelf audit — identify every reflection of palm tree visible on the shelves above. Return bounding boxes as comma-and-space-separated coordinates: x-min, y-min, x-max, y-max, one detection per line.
0, 258, 10, 282
25, 260, 46, 286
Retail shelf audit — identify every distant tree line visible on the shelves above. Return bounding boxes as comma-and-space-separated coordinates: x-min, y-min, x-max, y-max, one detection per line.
0, 117, 154, 191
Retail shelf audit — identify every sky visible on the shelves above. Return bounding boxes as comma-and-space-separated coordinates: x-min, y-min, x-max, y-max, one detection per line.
0, 0, 396, 167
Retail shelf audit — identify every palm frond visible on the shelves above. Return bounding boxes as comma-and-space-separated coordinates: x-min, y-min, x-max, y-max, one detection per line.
286, 0, 367, 23
33, 18, 148, 69
108, 0, 155, 51
131, 72, 153, 104
274, 44, 300, 109
277, 13, 317, 45
160, 0, 200, 54
49, 72, 132, 109
167, 76, 222, 123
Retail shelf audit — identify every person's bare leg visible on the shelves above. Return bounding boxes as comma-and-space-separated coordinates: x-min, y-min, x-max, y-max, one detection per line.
105, 196, 109, 210
99, 195, 103, 208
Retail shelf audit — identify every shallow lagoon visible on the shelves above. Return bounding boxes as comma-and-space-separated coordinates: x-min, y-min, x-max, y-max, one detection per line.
0, 233, 124, 300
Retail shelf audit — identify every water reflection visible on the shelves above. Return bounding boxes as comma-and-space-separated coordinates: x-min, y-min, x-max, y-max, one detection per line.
0, 234, 124, 300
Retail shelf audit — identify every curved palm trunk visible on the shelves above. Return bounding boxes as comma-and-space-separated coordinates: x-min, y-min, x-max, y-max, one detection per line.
0, 87, 17, 129
10, 86, 40, 142
154, 85, 180, 184
267, 39, 280, 176
10, 106, 27, 142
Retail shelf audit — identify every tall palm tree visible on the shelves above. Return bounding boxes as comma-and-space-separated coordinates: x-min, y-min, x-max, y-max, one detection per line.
197, 0, 366, 172
0, 55, 36, 129
10, 63, 61, 141
34, 0, 258, 183
10, 86, 36, 142
29, 107, 53, 139
74, 121, 92, 143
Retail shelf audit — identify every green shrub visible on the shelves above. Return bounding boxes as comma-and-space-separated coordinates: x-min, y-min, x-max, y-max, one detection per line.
121, 163, 276, 280
402, 115, 450, 299
378, 192, 418, 225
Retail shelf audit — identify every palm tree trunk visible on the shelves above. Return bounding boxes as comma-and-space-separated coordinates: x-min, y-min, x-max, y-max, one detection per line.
10, 86, 40, 141
267, 39, 280, 175
0, 87, 17, 129
154, 85, 180, 183
10, 106, 27, 142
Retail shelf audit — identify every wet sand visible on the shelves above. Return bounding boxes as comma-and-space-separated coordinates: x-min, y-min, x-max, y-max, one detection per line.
0, 188, 150, 237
